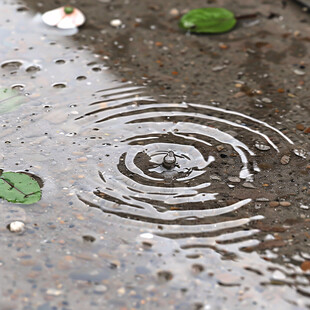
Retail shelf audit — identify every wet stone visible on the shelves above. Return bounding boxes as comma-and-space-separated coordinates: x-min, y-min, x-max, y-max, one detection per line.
228, 176, 241, 183
279, 201, 291, 207
212, 65, 226, 72
110, 19, 122, 28
296, 124, 305, 131
216, 145, 225, 152
280, 155, 290, 165
242, 182, 256, 189
7, 221, 25, 233
77, 157, 88, 163
94, 285, 108, 293
269, 201, 280, 207
46, 288, 62, 296
262, 97, 272, 103
210, 175, 222, 181
271, 270, 286, 281
293, 69, 305, 76
157, 270, 173, 282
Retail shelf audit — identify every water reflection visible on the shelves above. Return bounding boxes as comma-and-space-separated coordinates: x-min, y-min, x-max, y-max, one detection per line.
0, 1, 309, 308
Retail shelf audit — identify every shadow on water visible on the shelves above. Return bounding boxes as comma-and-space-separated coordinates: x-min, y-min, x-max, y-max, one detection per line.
0, 0, 309, 309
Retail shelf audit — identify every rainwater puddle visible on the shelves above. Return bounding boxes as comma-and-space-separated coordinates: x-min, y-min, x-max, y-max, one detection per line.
0, 1, 309, 309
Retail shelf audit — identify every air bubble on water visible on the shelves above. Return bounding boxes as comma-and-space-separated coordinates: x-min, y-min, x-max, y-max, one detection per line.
52, 82, 67, 88
1, 60, 23, 70
26, 65, 41, 73
55, 59, 66, 65
76, 75, 87, 81
11, 84, 25, 91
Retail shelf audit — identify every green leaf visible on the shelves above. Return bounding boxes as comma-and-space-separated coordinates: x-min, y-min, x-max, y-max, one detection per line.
0, 172, 42, 204
0, 88, 26, 114
179, 8, 236, 34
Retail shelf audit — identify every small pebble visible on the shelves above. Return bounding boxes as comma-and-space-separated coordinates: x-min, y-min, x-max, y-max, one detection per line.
8, 221, 25, 233
216, 145, 224, 152
280, 155, 290, 165
140, 233, 154, 239
293, 69, 305, 76
110, 19, 122, 28
300, 205, 309, 210
271, 270, 286, 281
296, 124, 305, 131
279, 201, 291, 207
210, 175, 222, 181
242, 182, 256, 189
228, 176, 241, 183
262, 97, 272, 103
94, 285, 107, 293
77, 157, 87, 163
169, 8, 179, 16
212, 65, 226, 72
256, 198, 270, 202
269, 201, 280, 207
46, 289, 62, 296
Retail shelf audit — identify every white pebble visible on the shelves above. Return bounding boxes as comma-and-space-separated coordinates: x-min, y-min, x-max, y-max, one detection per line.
8, 221, 25, 233
46, 288, 62, 296
140, 233, 154, 239
293, 69, 305, 76
271, 270, 286, 281
110, 19, 122, 28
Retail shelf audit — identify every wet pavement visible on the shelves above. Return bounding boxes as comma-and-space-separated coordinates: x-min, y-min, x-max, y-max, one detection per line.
0, 0, 310, 309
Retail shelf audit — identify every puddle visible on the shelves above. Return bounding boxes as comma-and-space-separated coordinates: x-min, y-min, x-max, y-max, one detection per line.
0, 1, 309, 309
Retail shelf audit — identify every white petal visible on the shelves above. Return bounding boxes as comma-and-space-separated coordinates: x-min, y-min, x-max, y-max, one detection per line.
72, 9, 86, 27
42, 7, 65, 26
57, 15, 77, 29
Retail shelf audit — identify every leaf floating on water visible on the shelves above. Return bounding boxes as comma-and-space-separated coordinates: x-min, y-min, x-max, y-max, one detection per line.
42, 6, 86, 29
179, 8, 236, 34
0, 172, 42, 204
0, 88, 26, 114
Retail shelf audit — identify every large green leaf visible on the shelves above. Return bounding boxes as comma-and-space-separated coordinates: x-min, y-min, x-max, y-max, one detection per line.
0, 171, 42, 204
0, 88, 26, 114
179, 8, 236, 34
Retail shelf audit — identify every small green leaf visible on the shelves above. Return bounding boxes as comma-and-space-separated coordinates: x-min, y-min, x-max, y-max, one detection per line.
179, 8, 236, 34
0, 172, 42, 204
0, 88, 26, 114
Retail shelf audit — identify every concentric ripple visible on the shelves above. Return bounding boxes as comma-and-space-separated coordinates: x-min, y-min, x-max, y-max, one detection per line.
77, 85, 295, 249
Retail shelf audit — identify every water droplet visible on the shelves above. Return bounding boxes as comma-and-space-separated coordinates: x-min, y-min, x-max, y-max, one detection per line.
255, 141, 270, 151
293, 148, 307, 158
76, 75, 87, 81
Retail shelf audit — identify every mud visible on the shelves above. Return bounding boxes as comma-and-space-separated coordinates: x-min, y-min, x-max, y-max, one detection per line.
0, 0, 310, 309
